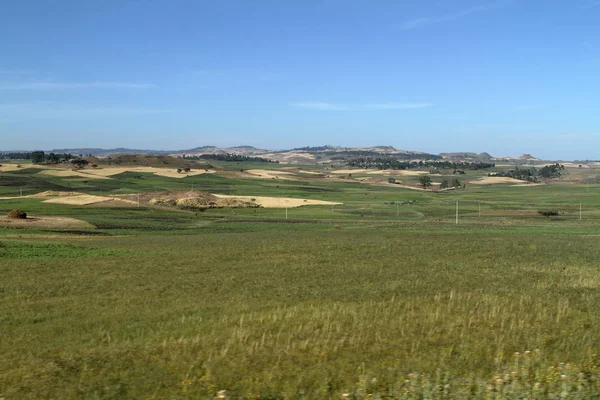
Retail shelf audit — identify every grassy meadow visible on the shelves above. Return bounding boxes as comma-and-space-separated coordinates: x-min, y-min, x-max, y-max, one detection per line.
2, 161, 600, 399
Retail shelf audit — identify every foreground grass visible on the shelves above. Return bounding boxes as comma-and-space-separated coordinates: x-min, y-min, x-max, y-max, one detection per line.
2, 228, 600, 399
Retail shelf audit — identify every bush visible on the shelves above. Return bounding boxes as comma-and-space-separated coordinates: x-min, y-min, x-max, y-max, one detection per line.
538, 210, 559, 218
7, 209, 27, 219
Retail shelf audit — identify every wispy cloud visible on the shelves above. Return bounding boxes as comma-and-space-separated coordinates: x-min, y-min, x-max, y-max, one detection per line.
293, 102, 431, 111
399, 1, 510, 30
0, 81, 157, 90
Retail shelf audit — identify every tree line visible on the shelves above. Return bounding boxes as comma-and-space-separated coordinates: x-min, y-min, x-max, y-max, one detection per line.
0, 152, 32, 160
347, 157, 495, 170
0, 151, 77, 163
490, 163, 564, 182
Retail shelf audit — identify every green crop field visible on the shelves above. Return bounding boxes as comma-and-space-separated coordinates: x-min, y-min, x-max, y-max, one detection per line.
2, 163, 600, 399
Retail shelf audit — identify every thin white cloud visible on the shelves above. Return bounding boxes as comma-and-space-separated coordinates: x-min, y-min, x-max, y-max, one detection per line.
399, 1, 510, 30
293, 102, 431, 111
0, 82, 157, 90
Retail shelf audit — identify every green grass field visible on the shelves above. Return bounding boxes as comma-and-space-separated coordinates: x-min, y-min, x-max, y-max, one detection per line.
2, 163, 600, 399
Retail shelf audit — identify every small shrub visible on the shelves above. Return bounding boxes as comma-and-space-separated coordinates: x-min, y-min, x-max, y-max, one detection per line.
8, 209, 27, 219
538, 210, 559, 220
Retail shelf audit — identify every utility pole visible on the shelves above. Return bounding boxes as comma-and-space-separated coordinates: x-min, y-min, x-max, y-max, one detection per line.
455, 201, 459, 225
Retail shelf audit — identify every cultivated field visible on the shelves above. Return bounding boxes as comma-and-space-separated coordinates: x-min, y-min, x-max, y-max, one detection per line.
2, 159, 600, 399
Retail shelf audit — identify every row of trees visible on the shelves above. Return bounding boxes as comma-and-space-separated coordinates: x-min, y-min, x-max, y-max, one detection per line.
418, 175, 462, 190
347, 157, 494, 171
30, 151, 77, 164
491, 163, 564, 182
182, 154, 277, 163
0, 152, 33, 160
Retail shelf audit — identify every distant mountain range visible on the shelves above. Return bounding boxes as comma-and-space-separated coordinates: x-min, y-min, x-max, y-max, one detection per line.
6, 145, 540, 164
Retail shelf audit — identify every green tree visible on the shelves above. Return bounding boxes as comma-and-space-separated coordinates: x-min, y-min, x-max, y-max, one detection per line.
419, 175, 432, 189
45, 152, 61, 164
452, 178, 461, 188
71, 159, 89, 169
439, 179, 448, 189
31, 151, 45, 164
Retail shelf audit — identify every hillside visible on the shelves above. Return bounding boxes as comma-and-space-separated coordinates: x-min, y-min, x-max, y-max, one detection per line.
4, 145, 548, 164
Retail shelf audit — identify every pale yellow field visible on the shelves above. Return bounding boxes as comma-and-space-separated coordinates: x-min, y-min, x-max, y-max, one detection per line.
331, 169, 369, 174
470, 176, 530, 185
332, 169, 432, 176
368, 170, 433, 176
212, 194, 342, 208
37, 169, 111, 180
245, 169, 297, 180
44, 194, 113, 205
258, 151, 315, 163
0, 164, 29, 172
77, 167, 216, 179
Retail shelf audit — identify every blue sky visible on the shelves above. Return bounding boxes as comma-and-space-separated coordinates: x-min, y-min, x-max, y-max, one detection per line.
1, 0, 599, 159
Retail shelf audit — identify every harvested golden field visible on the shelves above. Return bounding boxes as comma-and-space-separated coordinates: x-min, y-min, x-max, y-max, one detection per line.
43, 194, 113, 205
0, 164, 29, 172
72, 167, 216, 179
212, 194, 342, 208
244, 169, 297, 180
37, 169, 111, 180
470, 176, 532, 185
